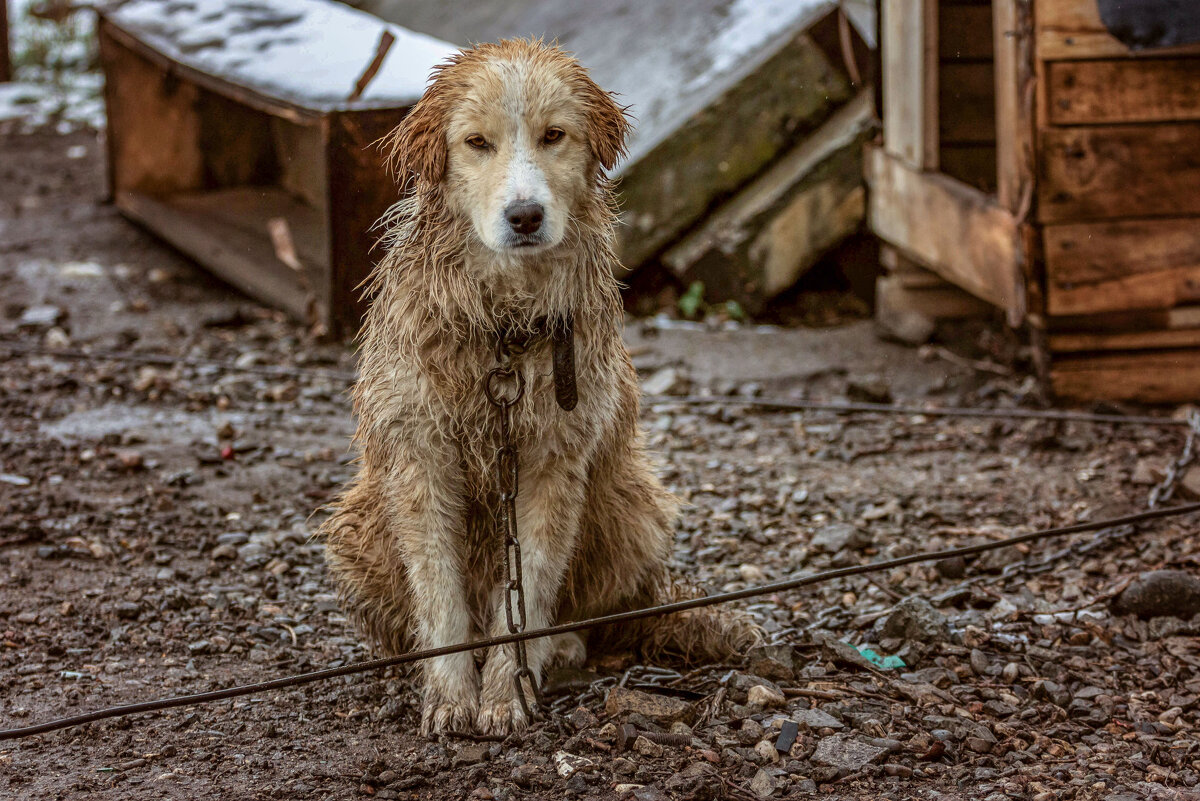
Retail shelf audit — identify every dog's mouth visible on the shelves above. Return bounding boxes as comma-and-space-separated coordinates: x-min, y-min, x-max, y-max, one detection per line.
506, 235, 550, 250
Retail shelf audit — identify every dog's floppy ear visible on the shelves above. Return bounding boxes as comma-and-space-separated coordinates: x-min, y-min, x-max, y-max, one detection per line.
382, 75, 449, 189
580, 78, 631, 172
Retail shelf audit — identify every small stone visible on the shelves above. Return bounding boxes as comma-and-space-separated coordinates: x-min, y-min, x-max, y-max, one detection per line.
810, 735, 888, 772
1112, 570, 1200, 620
1032, 680, 1072, 708
754, 739, 779, 764
884, 764, 913, 778
794, 709, 844, 732
965, 737, 994, 754
453, 743, 490, 767
739, 563, 767, 582
747, 684, 786, 709
19, 304, 62, 327
935, 556, 967, 579
775, 720, 799, 753
114, 449, 144, 469
115, 602, 141, 620
210, 544, 237, 560
605, 687, 693, 725
633, 736, 663, 758
642, 366, 688, 396
44, 327, 70, 348
969, 649, 989, 676
746, 644, 796, 682
552, 751, 594, 778
810, 522, 871, 553
846, 377, 892, 404
877, 597, 951, 644
568, 706, 597, 731
510, 763, 539, 788
749, 768, 776, 799
1002, 662, 1020, 683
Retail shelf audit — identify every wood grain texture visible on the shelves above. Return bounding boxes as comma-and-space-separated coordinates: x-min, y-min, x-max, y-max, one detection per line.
1038, 123, 1200, 223
994, 0, 1035, 216
1049, 328, 1200, 353
883, 0, 939, 168
1051, 349, 1200, 402
1036, 0, 1200, 60
866, 146, 1024, 320
1047, 58, 1200, 125
1044, 218, 1200, 314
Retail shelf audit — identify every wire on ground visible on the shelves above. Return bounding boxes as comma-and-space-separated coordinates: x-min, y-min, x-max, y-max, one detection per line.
3, 501, 1198, 742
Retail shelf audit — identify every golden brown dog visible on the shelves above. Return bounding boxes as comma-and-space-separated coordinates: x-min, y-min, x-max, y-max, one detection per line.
320, 39, 758, 737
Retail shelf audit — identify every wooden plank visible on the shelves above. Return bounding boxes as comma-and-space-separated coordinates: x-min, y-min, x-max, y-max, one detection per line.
877, 274, 992, 320
882, 0, 938, 168
1050, 328, 1200, 353
1047, 58, 1200, 125
939, 62, 995, 143
939, 4, 993, 60
865, 145, 1024, 320
1051, 349, 1200, 402
0, 0, 10, 84
1048, 306, 1200, 333
116, 190, 315, 323
327, 108, 411, 338
98, 22, 205, 197
1044, 218, 1200, 315
994, 0, 1036, 216
1036, 0, 1200, 61
1038, 123, 1200, 223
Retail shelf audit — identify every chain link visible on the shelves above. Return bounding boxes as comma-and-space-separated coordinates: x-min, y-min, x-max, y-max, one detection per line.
485, 331, 538, 721
1148, 409, 1200, 509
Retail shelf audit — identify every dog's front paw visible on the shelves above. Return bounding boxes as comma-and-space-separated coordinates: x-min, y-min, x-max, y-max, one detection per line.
477, 695, 533, 736
420, 695, 478, 737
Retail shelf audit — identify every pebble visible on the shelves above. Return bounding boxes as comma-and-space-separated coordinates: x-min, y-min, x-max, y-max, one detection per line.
633, 736, 663, 758
747, 683, 786, 709
605, 687, 693, 724
877, 597, 952, 643
810, 734, 888, 772
749, 768, 776, 798
1112, 570, 1200, 620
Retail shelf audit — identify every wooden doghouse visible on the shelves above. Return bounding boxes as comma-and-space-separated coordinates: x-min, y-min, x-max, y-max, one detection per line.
97, 0, 454, 337
868, 0, 1200, 402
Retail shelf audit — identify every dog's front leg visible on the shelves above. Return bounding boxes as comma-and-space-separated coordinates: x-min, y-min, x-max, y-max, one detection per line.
477, 457, 585, 735
389, 451, 479, 737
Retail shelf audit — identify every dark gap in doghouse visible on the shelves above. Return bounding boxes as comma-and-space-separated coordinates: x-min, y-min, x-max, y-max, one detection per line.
938, 0, 997, 193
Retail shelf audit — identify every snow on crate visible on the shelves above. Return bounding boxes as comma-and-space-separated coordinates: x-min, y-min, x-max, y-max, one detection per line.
106, 0, 457, 110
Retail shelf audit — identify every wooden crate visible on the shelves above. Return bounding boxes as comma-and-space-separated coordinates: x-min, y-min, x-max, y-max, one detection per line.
868, 0, 1200, 402
97, 0, 454, 338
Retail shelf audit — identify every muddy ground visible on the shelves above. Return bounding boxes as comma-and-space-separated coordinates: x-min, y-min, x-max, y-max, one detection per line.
3, 130, 1200, 801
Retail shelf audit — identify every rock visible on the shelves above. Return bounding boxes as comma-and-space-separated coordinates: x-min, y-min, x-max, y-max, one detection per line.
1132, 459, 1162, 485
568, 706, 597, 731
642, 367, 688, 396
810, 734, 888, 772
877, 597, 952, 644
936, 556, 967, 579
846, 377, 892, 404
633, 736, 663, 758
44, 327, 70, 348
664, 763, 720, 801
965, 737, 994, 754
453, 743, 491, 767
747, 684, 786, 709
875, 305, 935, 346
552, 751, 594, 778
510, 763, 540, 789
18, 304, 62, 327
746, 644, 796, 682
749, 768, 776, 798
811, 630, 878, 671
1032, 680, 1072, 708
794, 708, 844, 732
775, 720, 799, 753
753, 739, 779, 764
114, 449, 144, 469
739, 563, 768, 583
810, 522, 870, 554
969, 648, 989, 676
1112, 570, 1200, 620
605, 687, 693, 725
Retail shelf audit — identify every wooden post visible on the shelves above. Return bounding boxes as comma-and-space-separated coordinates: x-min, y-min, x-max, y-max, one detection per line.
993, 0, 1035, 218
882, 0, 938, 169
0, 0, 12, 83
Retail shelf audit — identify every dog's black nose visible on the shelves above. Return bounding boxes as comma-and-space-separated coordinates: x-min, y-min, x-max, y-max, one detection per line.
505, 201, 544, 235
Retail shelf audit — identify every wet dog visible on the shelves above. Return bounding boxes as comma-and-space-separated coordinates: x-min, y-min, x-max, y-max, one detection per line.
320, 39, 758, 737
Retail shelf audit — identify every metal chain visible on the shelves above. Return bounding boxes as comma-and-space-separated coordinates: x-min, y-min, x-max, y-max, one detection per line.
484, 331, 538, 721
1149, 409, 1200, 508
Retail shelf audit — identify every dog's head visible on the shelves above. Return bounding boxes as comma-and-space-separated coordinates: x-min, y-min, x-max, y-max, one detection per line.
385, 39, 630, 255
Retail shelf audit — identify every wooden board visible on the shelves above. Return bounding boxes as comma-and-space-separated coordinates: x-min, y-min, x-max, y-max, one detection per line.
865, 145, 1024, 321
939, 62, 995, 143
939, 4, 993, 60
1038, 123, 1200, 223
1049, 328, 1200, 353
883, 0, 938, 168
1044, 218, 1200, 315
994, 0, 1036, 217
1036, 0, 1200, 61
1047, 58, 1200, 125
116, 190, 319, 324
1051, 349, 1200, 402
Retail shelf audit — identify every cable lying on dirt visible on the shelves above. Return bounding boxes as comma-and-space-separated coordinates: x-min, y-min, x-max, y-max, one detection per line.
4, 342, 1188, 428
3, 501, 1198, 742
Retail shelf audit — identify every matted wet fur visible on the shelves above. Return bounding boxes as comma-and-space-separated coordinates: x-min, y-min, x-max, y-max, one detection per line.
319, 39, 759, 737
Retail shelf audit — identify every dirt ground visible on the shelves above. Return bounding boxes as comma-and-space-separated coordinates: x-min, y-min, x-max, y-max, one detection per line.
3, 129, 1200, 801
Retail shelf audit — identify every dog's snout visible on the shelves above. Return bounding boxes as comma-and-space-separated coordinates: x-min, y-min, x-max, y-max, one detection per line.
505, 201, 544, 235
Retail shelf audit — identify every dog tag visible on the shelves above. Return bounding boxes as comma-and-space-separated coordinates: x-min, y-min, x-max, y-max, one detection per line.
552, 315, 578, 412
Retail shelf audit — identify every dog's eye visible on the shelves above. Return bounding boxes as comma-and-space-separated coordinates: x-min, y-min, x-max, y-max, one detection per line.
465, 134, 490, 150
543, 128, 565, 145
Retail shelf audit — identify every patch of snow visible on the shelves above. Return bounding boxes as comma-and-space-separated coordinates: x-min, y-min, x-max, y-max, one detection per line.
3, 0, 103, 132
108, 0, 459, 111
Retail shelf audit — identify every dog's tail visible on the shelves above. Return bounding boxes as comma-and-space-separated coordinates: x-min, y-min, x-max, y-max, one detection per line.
588, 578, 763, 664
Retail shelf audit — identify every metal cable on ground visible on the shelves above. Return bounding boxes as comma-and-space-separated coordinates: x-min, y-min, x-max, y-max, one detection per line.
3, 501, 1198, 742
4, 342, 1188, 428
